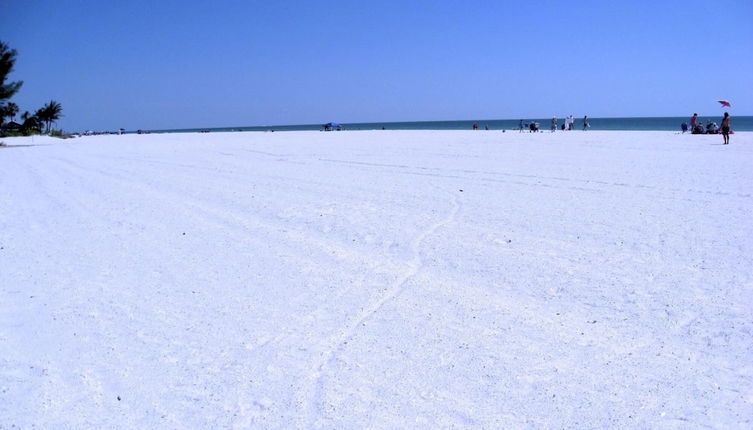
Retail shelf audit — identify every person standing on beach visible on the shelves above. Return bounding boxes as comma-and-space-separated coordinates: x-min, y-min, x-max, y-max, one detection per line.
583, 115, 589, 130
519, 120, 524, 132
690, 113, 698, 130
551, 117, 557, 132
721, 112, 731, 144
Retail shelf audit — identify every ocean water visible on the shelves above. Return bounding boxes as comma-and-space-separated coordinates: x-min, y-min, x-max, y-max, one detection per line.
151, 116, 753, 134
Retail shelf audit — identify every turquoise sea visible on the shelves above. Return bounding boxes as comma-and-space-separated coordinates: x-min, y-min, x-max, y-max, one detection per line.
150, 116, 753, 134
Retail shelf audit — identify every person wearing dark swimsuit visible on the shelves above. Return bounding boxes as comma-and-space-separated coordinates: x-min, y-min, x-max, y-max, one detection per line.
721, 112, 731, 145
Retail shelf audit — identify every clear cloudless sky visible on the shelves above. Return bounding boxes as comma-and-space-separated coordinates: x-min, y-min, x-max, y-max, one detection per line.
2, 0, 752, 131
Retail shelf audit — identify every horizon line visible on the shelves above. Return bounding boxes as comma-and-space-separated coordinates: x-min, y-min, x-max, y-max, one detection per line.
142, 114, 751, 133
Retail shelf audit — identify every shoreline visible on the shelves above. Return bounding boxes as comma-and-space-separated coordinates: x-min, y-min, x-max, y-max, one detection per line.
5, 129, 751, 142
63, 115, 753, 135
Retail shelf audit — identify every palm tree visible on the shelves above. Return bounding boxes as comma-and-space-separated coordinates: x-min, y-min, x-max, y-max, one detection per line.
34, 107, 45, 130
37, 100, 63, 133
20, 110, 41, 134
0, 41, 23, 103
5, 102, 18, 122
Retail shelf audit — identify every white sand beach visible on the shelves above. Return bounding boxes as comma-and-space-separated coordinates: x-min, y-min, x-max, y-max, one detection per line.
1, 130, 752, 428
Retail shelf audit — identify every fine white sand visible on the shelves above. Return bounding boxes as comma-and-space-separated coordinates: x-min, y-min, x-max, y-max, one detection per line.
1, 130, 751, 428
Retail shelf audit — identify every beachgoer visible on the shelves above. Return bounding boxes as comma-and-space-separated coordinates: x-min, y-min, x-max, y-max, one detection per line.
681, 122, 688, 133
519, 120, 524, 132
583, 115, 589, 130
721, 112, 730, 144
551, 117, 557, 132
473, 122, 479, 130
485, 124, 489, 130
690, 113, 698, 129
706, 121, 717, 134
692, 121, 705, 134
568, 115, 574, 130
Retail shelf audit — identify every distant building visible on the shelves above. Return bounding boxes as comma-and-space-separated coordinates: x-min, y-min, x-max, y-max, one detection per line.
1, 121, 21, 131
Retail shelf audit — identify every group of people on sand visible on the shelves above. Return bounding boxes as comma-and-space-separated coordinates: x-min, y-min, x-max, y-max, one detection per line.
517, 115, 589, 133
682, 112, 731, 144
554, 115, 589, 132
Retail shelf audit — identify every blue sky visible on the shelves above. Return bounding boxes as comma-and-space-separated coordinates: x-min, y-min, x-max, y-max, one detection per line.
3, 0, 752, 131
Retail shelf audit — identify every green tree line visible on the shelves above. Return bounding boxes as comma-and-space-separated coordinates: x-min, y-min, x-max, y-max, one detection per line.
1, 41, 63, 136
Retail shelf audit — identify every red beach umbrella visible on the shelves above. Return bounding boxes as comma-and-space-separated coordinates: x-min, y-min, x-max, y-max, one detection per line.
717, 100, 732, 107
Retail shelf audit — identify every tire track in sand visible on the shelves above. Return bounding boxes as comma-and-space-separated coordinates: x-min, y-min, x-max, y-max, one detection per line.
297, 187, 461, 427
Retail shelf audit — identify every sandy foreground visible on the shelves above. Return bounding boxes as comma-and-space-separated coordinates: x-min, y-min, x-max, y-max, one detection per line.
1, 130, 751, 428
